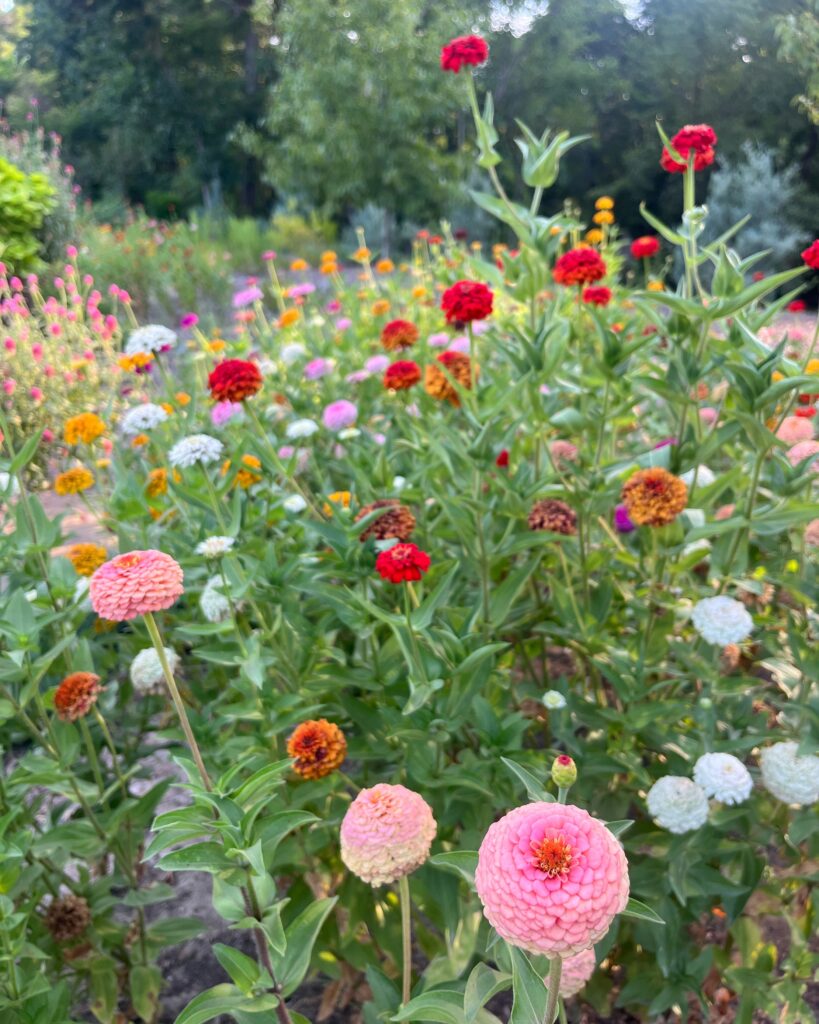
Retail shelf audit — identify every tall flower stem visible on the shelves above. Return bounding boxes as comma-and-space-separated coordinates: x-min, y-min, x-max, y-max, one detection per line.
399, 874, 413, 1006
467, 322, 478, 395
544, 956, 563, 1024
143, 611, 213, 791
245, 876, 295, 1024
80, 718, 106, 800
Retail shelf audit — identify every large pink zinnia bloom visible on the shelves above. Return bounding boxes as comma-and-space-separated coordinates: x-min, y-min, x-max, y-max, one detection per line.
340, 783, 436, 886
475, 802, 629, 957
90, 550, 184, 621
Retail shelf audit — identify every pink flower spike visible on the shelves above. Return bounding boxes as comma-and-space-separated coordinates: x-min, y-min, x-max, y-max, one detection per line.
89, 550, 184, 622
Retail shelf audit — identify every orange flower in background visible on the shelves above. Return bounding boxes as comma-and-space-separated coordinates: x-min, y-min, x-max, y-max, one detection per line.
175, 392, 191, 406
621, 467, 687, 526
411, 285, 428, 299
593, 210, 614, 226
424, 351, 476, 406
118, 352, 153, 373
146, 468, 168, 497
585, 229, 604, 245
646, 280, 664, 292
595, 196, 614, 210
321, 250, 337, 263
278, 309, 300, 328
207, 339, 227, 353
353, 246, 371, 262
54, 672, 103, 722
55, 467, 94, 495
64, 413, 105, 445
320, 261, 338, 275
67, 543, 108, 577
323, 491, 352, 516
371, 299, 391, 317
375, 258, 395, 274
235, 454, 262, 489
287, 719, 347, 779
290, 258, 309, 271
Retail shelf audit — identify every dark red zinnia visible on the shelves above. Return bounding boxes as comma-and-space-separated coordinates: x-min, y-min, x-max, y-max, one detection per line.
208, 359, 263, 402
440, 35, 489, 73
384, 360, 422, 390
441, 280, 493, 323
630, 236, 660, 259
375, 542, 431, 583
582, 286, 612, 307
553, 248, 607, 287
496, 449, 509, 468
787, 299, 807, 313
381, 320, 419, 351
660, 124, 717, 174
801, 240, 819, 270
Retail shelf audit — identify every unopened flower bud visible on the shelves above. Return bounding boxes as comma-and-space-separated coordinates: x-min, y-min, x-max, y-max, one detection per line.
551, 754, 577, 789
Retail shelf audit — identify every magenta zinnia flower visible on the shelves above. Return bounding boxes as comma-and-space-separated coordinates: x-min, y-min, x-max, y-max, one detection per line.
475, 802, 629, 957
340, 783, 437, 886
89, 550, 184, 621
323, 399, 358, 431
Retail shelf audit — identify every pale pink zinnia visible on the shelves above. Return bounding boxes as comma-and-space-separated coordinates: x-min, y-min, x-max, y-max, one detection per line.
340, 783, 437, 886
475, 802, 629, 957
550, 440, 579, 467
777, 415, 814, 445
559, 947, 597, 997
805, 518, 819, 547
89, 550, 184, 621
323, 399, 357, 431
786, 439, 819, 470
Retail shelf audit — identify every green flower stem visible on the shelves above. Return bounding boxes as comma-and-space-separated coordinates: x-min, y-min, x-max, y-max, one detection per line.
404, 585, 427, 685
558, 997, 568, 1024
467, 321, 478, 395
544, 956, 563, 1024
593, 378, 612, 469
80, 717, 106, 800
718, 447, 767, 593
244, 400, 321, 517
202, 471, 228, 532
472, 468, 491, 638
245, 875, 295, 1024
399, 874, 413, 1006
557, 787, 570, 804
143, 611, 213, 791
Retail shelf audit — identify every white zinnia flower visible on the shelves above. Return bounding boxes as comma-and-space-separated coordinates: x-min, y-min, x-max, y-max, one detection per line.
759, 741, 819, 806
691, 596, 753, 645
680, 465, 716, 489
200, 576, 231, 623
646, 776, 709, 833
169, 434, 224, 468
393, 475, 407, 491
285, 418, 319, 440
0, 471, 19, 496
130, 647, 179, 694
542, 690, 567, 710
196, 535, 235, 558
281, 343, 306, 364
120, 402, 169, 436
693, 753, 753, 805
125, 324, 177, 356
283, 494, 307, 513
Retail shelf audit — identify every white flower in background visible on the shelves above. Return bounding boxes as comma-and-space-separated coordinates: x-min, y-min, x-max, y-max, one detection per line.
285, 418, 319, 440
680, 465, 716, 489
693, 753, 753, 805
196, 536, 235, 559
759, 741, 819, 806
283, 494, 307, 513
0, 471, 19, 497
646, 776, 709, 833
125, 324, 177, 356
393, 476, 407, 491
169, 434, 224, 468
691, 596, 753, 645
281, 343, 307, 364
200, 576, 231, 623
120, 402, 169, 436
338, 427, 361, 441
130, 647, 179, 694
542, 690, 567, 710
24, 588, 38, 603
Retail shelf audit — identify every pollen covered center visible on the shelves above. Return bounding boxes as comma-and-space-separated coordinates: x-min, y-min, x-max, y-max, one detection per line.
531, 835, 573, 877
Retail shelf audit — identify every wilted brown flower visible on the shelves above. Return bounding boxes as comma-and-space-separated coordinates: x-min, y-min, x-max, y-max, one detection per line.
54, 672, 103, 722
287, 719, 347, 780
355, 499, 416, 543
720, 644, 742, 673
621, 468, 687, 527
528, 499, 577, 536
44, 895, 91, 941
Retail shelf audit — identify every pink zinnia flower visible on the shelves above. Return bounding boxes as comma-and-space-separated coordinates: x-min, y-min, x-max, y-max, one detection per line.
777, 416, 814, 445
335, 317, 353, 331
340, 783, 437, 886
475, 802, 629, 957
559, 948, 596, 997
288, 282, 316, 298
806, 518, 819, 546
304, 358, 332, 380
787, 439, 819, 470
211, 400, 244, 427
326, 300, 342, 313
323, 399, 358, 431
180, 312, 199, 328
699, 406, 718, 426
262, 250, 277, 261
89, 550, 184, 621
550, 440, 579, 466
233, 285, 263, 308
427, 331, 450, 348
365, 355, 390, 374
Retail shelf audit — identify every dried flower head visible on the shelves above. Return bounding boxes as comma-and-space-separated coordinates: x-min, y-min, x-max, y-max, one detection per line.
620, 467, 687, 526
287, 719, 347, 780
528, 499, 577, 535
44, 895, 91, 942
54, 672, 103, 721
356, 499, 416, 542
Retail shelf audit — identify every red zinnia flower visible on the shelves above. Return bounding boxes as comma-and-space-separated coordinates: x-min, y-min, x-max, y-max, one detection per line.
582, 286, 612, 307
660, 124, 717, 174
553, 248, 607, 287
440, 35, 489, 73
208, 359, 263, 402
381, 319, 419, 351
384, 360, 422, 390
375, 542, 431, 583
801, 240, 819, 269
496, 449, 509, 468
630, 236, 660, 259
787, 299, 807, 313
441, 280, 493, 323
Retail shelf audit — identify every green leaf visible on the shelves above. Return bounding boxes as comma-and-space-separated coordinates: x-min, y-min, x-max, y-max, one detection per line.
464, 963, 511, 1022
274, 896, 337, 997
429, 851, 479, 886
156, 843, 238, 874
509, 947, 547, 1024
500, 758, 553, 803
391, 990, 465, 1023
605, 820, 633, 838
130, 965, 162, 1023
620, 897, 665, 925
174, 985, 279, 1024
212, 944, 262, 995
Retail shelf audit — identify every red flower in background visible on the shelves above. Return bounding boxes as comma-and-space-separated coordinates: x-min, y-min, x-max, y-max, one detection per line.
630, 236, 660, 259
208, 359, 262, 402
384, 360, 422, 390
375, 543, 431, 583
553, 248, 607, 287
496, 449, 509, 468
582, 286, 612, 307
441, 280, 494, 323
787, 299, 807, 313
441, 35, 489, 73
660, 124, 717, 173
381, 319, 419, 351
801, 240, 819, 269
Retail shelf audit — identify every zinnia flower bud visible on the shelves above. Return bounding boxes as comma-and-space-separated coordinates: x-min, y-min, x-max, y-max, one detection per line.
340, 783, 437, 886
551, 754, 577, 789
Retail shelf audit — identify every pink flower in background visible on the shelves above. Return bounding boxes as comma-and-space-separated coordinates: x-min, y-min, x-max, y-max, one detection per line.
323, 399, 358, 431
262, 250, 277, 261
89, 550, 184, 621
806, 519, 819, 546
304, 357, 333, 380
180, 312, 199, 328
3, 339, 14, 353
233, 285, 263, 308
365, 355, 390, 374
614, 504, 635, 532
326, 300, 342, 313
42, 429, 54, 442
346, 370, 370, 384
448, 335, 471, 354
474, 802, 629, 956
777, 416, 814, 445
66, 244, 78, 259
559, 948, 597, 997
551, 440, 579, 466
30, 387, 43, 402
289, 283, 316, 298
211, 401, 244, 427
428, 332, 450, 348
3, 380, 16, 395
699, 407, 718, 426
340, 783, 437, 886
335, 317, 353, 331
787, 439, 819, 470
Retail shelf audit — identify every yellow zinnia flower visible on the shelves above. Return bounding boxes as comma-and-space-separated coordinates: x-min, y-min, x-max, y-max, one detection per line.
64, 413, 106, 445
55, 467, 94, 495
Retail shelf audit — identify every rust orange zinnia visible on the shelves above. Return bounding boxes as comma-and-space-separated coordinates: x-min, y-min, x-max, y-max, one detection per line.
287, 719, 347, 779
621, 467, 687, 526
54, 672, 103, 721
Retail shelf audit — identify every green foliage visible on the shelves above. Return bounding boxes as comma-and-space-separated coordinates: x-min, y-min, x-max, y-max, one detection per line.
0, 156, 56, 270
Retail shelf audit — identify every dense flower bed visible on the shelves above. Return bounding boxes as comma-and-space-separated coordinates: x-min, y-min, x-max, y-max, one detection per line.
0, 35, 818, 1024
